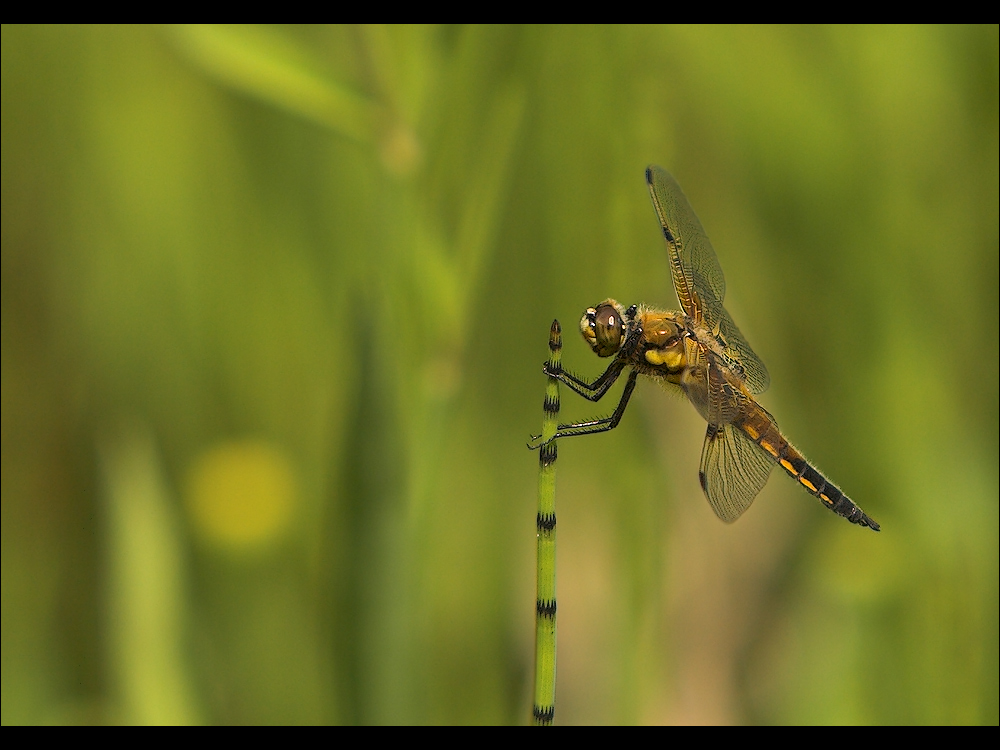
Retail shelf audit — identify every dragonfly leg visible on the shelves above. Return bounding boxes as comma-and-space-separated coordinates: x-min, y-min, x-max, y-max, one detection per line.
549, 369, 639, 440
543, 358, 626, 402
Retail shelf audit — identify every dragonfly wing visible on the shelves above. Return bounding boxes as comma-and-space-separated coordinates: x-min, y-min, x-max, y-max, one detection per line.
646, 166, 725, 321
698, 421, 774, 523
646, 166, 770, 394
705, 355, 743, 426
715, 307, 771, 394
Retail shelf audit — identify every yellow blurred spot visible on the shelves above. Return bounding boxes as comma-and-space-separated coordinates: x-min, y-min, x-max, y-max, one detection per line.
379, 122, 422, 178
186, 440, 296, 549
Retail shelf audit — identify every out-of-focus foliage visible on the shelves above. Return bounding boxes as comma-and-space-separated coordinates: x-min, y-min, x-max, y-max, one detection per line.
2, 25, 996, 725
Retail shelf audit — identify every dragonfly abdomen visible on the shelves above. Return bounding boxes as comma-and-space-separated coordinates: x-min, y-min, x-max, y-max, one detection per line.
738, 412, 880, 531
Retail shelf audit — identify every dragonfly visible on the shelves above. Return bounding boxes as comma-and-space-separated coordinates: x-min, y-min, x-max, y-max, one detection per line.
531, 166, 879, 531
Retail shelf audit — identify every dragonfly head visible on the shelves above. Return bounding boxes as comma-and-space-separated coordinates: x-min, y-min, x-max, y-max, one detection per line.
581, 299, 626, 358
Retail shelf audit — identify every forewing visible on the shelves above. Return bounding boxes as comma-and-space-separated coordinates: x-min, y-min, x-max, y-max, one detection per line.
646, 165, 725, 321
646, 166, 770, 394
698, 422, 774, 523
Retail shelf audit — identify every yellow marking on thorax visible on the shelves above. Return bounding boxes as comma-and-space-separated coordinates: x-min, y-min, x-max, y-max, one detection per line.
644, 349, 665, 366
644, 348, 684, 370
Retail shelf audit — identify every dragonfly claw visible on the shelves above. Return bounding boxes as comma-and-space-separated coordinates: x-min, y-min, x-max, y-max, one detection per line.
527, 433, 556, 450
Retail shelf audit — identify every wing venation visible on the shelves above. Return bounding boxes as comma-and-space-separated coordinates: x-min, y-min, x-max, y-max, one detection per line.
646, 165, 770, 393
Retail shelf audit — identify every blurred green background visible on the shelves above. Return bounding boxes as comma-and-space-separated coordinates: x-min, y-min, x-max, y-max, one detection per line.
2, 25, 997, 725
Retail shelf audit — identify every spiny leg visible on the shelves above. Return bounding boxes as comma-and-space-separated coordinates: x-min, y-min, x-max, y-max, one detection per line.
544, 357, 627, 402
548, 369, 639, 440
528, 358, 631, 447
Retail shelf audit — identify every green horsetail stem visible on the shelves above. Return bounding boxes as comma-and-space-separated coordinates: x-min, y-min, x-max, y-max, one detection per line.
533, 320, 561, 725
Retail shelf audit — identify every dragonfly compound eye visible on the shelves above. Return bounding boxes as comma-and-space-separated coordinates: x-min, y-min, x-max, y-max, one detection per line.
585, 301, 624, 357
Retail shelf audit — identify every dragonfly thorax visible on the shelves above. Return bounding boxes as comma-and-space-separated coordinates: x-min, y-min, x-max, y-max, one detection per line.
637, 309, 688, 373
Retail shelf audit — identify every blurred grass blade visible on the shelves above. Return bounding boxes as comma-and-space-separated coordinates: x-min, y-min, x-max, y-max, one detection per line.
101, 424, 199, 725
453, 81, 526, 336
170, 25, 377, 143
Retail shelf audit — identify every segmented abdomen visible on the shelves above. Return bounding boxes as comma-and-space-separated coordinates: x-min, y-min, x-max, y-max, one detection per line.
738, 407, 880, 531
